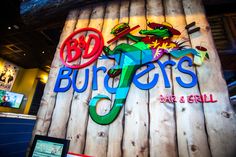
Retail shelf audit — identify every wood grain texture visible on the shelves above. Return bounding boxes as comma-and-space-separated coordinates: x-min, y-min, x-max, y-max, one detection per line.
32, 1, 236, 157
84, 1, 119, 157
122, 0, 149, 157
106, 1, 129, 157
165, 0, 211, 157
183, 0, 236, 157
33, 10, 79, 137
47, 8, 91, 138
65, 7, 92, 154
146, 0, 178, 157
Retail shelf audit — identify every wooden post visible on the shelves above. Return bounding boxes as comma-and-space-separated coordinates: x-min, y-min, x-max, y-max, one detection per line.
146, 0, 178, 157
47, 8, 94, 138
183, 0, 236, 157
107, 1, 130, 157
122, 0, 149, 157
65, 6, 92, 153
32, 10, 79, 137
84, 1, 120, 157
164, 0, 211, 157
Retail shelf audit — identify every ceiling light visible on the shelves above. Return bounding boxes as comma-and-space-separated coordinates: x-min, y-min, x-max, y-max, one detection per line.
8, 26, 11, 30
13, 25, 19, 29
45, 65, 51, 69
6, 44, 22, 52
42, 51, 45, 54
23, 53, 26, 56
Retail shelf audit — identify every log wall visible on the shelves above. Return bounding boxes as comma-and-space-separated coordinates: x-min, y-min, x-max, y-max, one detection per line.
32, 0, 236, 157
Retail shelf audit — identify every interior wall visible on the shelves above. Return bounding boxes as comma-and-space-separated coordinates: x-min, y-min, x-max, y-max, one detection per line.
0, 58, 48, 114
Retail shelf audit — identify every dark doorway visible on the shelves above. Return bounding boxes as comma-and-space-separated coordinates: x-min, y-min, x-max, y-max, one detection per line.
28, 80, 45, 115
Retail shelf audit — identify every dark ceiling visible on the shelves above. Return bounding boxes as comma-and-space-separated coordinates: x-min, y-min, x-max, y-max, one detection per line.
0, 0, 236, 72
0, 0, 64, 72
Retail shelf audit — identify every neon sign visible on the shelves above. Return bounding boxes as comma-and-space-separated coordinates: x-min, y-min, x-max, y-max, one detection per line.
55, 22, 214, 125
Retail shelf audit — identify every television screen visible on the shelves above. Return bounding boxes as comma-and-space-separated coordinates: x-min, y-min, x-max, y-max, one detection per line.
0, 90, 24, 108
32, 140, 64, 157
29, 135, 70, 157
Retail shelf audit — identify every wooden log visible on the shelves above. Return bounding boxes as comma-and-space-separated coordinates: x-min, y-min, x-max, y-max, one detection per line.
65, 6, 93, 154
183, 0, 236, 157
47, 66, 75, 137
165, 0, 211, 157
32, 10, 79, 137
146, 0, 178, 157
84, 1, 120, 157
106, 1, 129, 157
122, 0, 149, 156
47, 7, 94, 138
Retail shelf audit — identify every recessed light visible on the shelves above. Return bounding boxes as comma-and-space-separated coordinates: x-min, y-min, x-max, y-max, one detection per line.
23, 53, 26, 56
8, 26, 11, 30
42, 51, 45, 54
13, 25, 19, 29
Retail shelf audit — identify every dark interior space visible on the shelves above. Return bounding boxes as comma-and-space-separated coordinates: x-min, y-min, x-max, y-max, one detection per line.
28, 80, 45, 115
0, 0, 64, 72
203, 1, 236, 106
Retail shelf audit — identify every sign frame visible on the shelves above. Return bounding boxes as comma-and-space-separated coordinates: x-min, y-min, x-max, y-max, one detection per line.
28, 135, 70, 157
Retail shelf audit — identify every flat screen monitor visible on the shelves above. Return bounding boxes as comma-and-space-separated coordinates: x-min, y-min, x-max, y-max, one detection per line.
0, 90, 24, 109
29, 135, 70, 157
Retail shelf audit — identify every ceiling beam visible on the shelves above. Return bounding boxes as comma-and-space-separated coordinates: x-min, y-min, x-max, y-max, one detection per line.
20, 0, 107, 27
203, 0, 236, 5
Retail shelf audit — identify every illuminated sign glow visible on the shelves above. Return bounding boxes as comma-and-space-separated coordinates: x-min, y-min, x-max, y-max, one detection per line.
60, 27, 104, 69
55, 22, 215, 125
